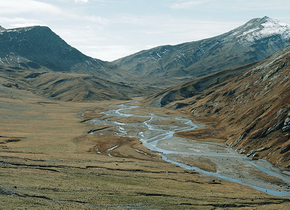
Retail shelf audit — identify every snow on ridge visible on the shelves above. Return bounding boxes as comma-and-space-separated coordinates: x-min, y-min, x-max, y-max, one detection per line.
240, 18, 290, 43
241, 28, 259, 37
6, 29, 18, 33
262, 17, 290, 28
259, 18, 290, 39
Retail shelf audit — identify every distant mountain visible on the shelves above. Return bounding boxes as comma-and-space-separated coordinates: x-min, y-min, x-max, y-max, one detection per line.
0, 25, 138, 83
114, 16, 290, 85
144, 45, 290, 170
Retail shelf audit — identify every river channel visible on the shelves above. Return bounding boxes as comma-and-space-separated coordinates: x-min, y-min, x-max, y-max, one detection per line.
90, 102, 290, 197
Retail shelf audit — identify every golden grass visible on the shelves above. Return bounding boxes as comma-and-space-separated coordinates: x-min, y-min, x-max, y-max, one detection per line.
0, 97, 89, 155
175, 127, 228, 144
190, 156, 217, 173
149, 119, 188, 127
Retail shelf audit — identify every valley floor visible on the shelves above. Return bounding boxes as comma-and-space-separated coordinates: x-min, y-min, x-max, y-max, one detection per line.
0, 92, 290, 209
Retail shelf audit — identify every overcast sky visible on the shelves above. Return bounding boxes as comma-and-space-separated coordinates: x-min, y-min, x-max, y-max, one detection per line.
1, 0, 290, 61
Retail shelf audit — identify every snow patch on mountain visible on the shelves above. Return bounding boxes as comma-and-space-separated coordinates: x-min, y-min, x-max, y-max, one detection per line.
260, 18, 290, 37
241, 17, 290, 42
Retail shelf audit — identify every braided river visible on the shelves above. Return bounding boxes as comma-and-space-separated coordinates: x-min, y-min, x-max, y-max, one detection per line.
90, 102, 290, 197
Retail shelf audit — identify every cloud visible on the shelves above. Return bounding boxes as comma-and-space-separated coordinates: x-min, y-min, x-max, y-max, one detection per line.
0, 17, 44, 28
0, 0, 61, 15
99, 14, 242, 60
232, 0, 290, 11
75, 0, 89, 3
170, 0, 214, 9
83, 15, 108, 25
81, 45, 134, 61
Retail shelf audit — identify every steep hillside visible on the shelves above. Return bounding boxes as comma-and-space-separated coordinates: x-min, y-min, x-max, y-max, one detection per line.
144, 45, 290, 170
145, 62, 257, 108
114, 16, 290, 85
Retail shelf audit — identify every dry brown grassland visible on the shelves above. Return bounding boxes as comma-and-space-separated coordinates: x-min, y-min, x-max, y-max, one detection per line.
0, 90, 290, 209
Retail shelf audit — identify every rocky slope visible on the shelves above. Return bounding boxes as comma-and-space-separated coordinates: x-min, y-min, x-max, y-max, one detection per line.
114, 16, 290, 85
144, 45, 290, 170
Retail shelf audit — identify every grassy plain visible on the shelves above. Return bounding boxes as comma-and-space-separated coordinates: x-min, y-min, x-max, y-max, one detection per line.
0, 91, 290, 209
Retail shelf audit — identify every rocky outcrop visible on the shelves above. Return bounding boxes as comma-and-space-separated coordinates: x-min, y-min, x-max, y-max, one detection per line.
282, 114, 290, 132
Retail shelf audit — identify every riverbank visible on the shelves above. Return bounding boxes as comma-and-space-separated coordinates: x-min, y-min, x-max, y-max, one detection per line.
1, 96, 290, 209
174, 120, 290, 197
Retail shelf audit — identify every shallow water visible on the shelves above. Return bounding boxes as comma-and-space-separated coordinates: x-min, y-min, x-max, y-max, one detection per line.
91, 103, 290, 197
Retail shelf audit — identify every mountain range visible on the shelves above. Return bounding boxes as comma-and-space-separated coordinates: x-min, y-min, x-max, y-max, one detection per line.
114, 16, 290, 85
1, 16, 290, 103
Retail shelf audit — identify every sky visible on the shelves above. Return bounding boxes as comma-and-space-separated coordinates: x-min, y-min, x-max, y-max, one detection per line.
1, 0, 290, 61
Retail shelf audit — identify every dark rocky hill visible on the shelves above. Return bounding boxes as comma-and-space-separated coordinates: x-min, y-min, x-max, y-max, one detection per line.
114, 16, 290, 85
144, 45, 290, 170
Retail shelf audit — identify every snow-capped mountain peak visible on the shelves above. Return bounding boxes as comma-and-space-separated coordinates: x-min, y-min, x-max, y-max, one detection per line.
260, 16, 290, 36
235, 16, 290, 42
